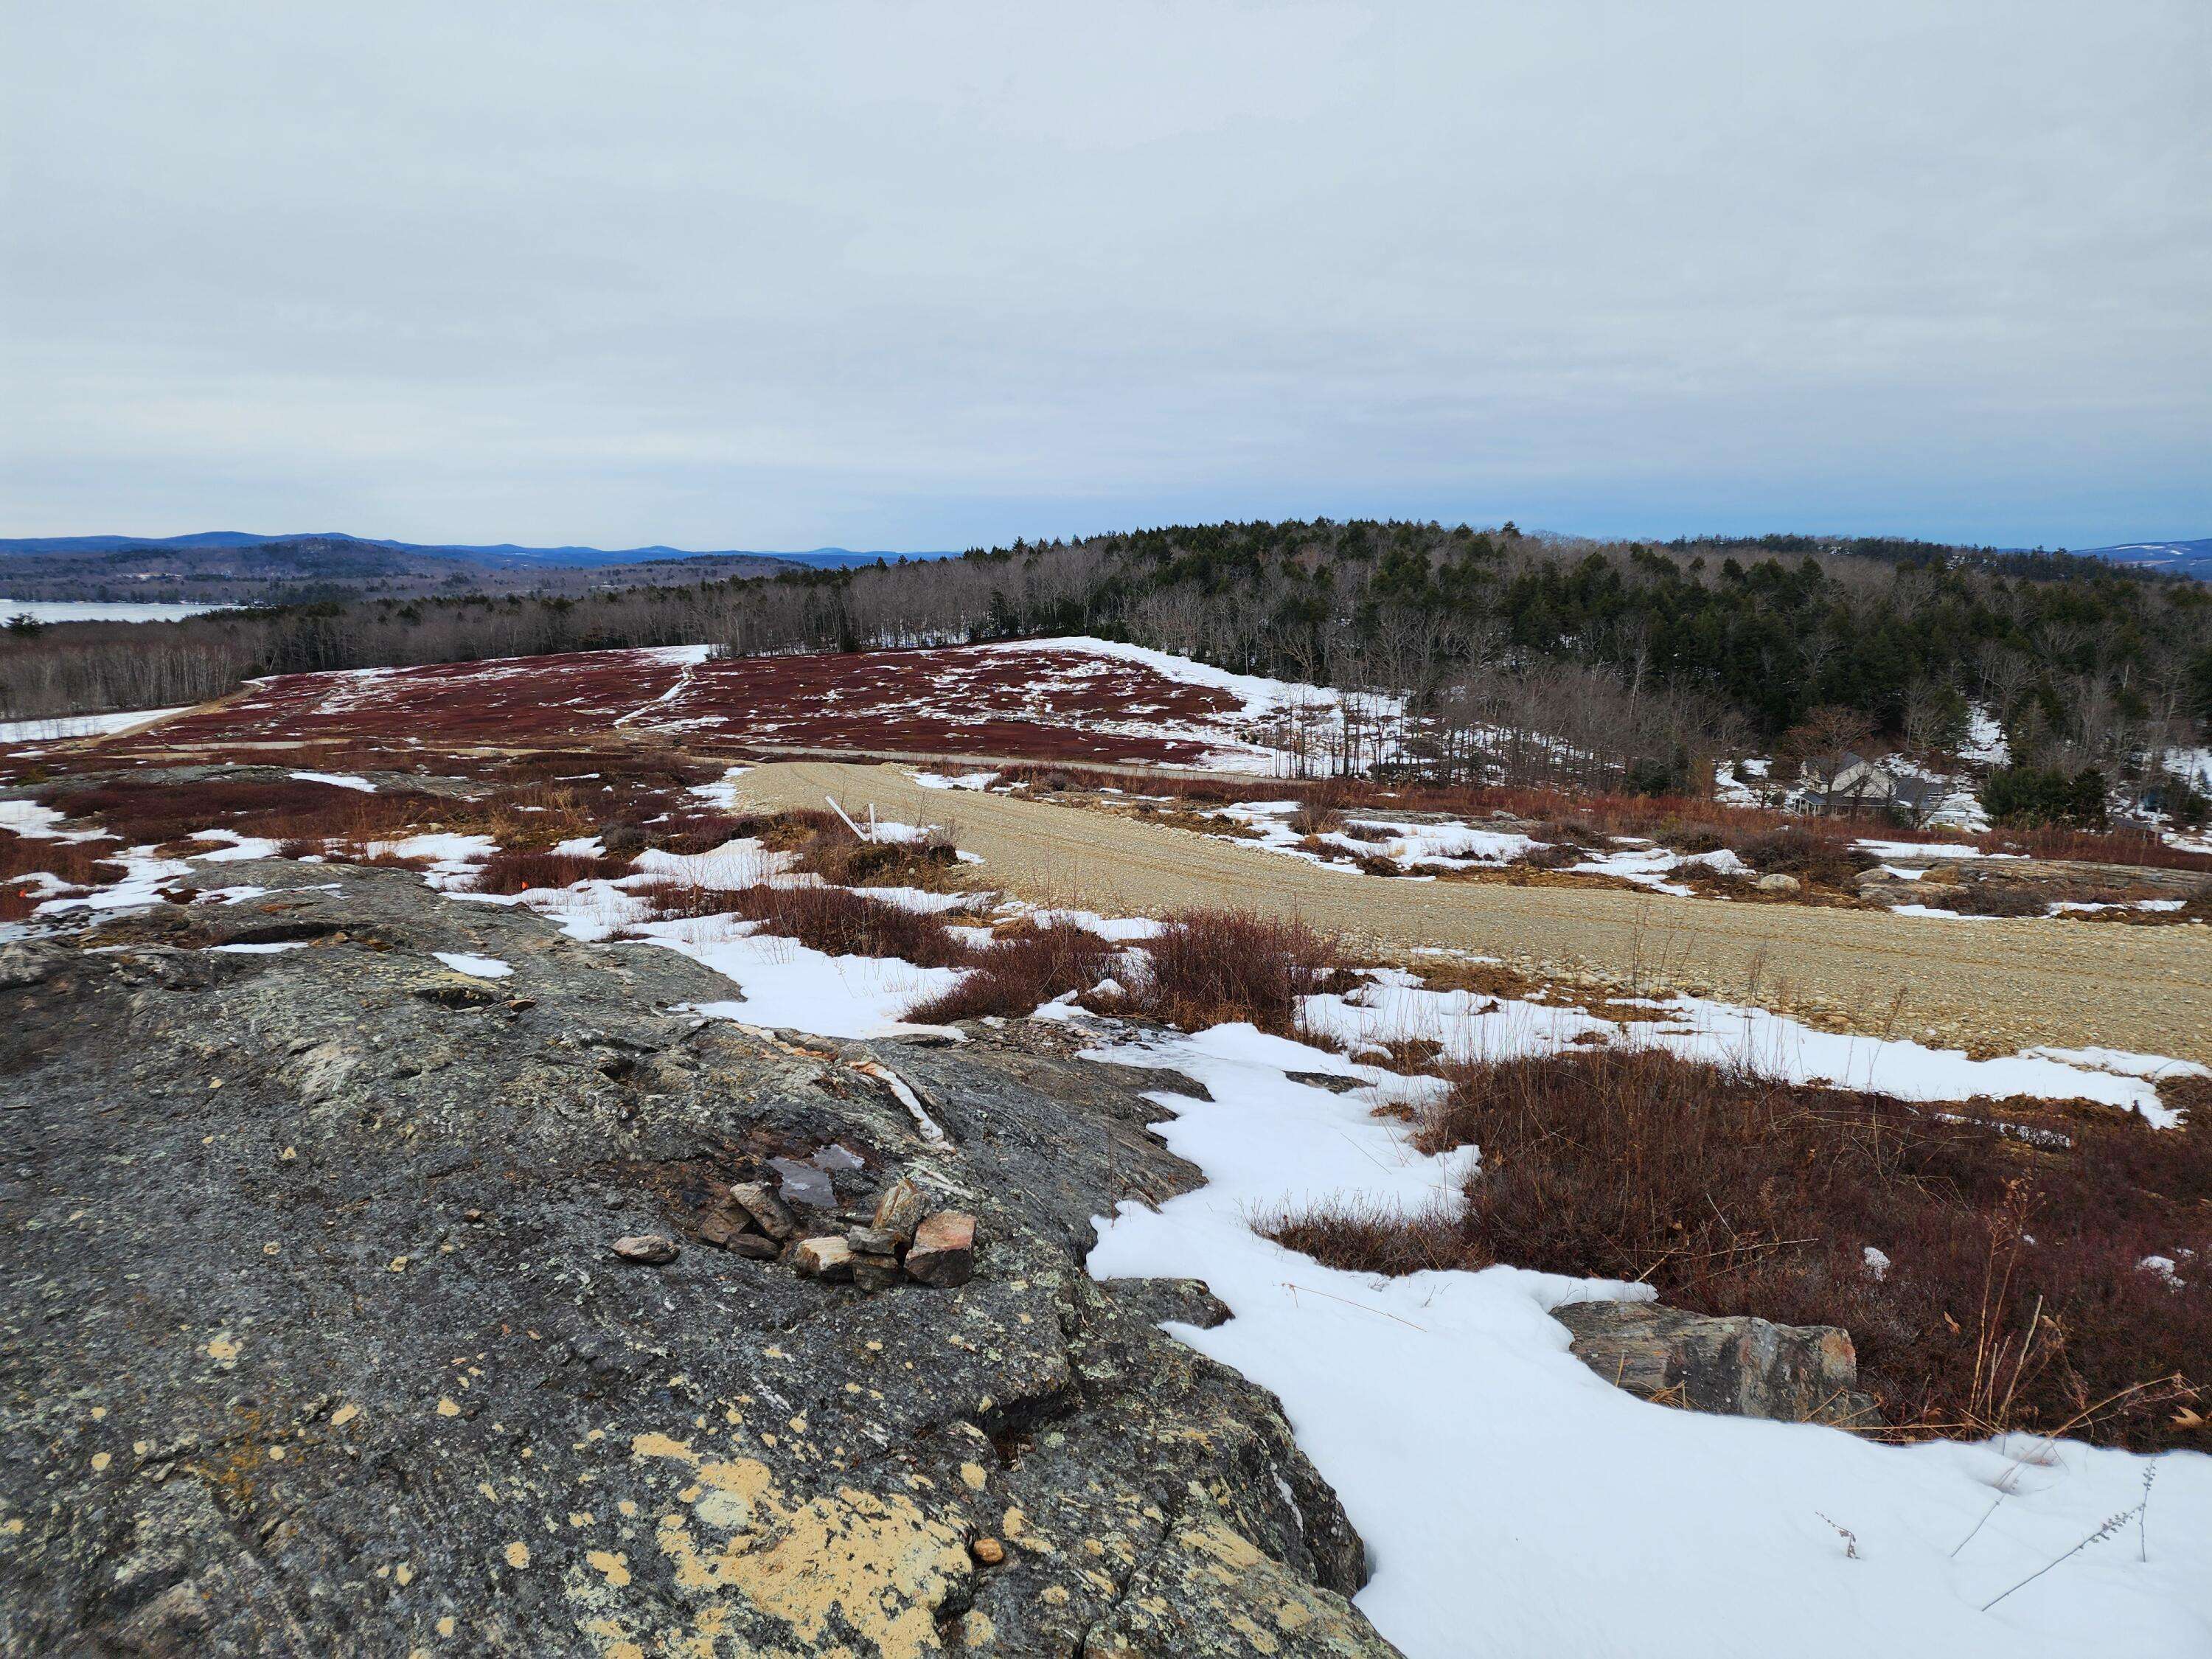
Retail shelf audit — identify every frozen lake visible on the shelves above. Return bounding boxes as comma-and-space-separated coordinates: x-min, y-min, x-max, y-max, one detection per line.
0, 598, 234, 624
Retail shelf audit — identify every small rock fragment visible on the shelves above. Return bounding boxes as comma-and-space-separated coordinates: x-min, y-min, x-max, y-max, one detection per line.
698, 1212, 745, 1249
790, 1237, 855, 1281
852, 1262, 903, 1293
872, 1176, 927, 1243
971, 1537, 1005, 1565
610, 1234, 678, 1265
905, 1211, 976, 1288
845, 1225, 899, 1256
731, 1182, 799, 1241
727, 1234, 782, 1262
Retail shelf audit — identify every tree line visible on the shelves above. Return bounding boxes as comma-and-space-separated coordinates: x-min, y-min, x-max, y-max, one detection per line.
7, 520, 2207, 800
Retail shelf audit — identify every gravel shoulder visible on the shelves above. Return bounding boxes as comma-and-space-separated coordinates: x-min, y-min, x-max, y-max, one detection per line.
735, 759, 2212, 1064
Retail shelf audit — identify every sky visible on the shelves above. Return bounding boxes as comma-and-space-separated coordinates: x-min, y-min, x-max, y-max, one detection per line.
3, 1, 2207, 553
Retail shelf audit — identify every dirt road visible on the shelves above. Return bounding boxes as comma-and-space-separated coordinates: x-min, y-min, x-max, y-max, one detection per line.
733, 759, 2212, 1064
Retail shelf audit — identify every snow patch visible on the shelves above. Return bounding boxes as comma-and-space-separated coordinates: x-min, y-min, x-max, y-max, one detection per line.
433, 951, 513, 978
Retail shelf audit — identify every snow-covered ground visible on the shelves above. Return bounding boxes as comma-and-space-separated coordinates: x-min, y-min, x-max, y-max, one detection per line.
1084, 1021, 2211, 1659
289, 769, 376, 792
1, 706, 190, 745
1299, 968, 2202, 1125
1961, 706, 2011, 765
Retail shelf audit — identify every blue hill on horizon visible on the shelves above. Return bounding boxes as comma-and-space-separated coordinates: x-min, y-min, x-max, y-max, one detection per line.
0, 532, 953, 569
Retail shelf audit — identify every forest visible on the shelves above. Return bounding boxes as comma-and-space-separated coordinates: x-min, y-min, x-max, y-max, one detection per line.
7, 521, 2208, 801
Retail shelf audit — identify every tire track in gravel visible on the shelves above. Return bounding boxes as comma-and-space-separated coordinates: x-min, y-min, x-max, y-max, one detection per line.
733, 759, 2212, 1065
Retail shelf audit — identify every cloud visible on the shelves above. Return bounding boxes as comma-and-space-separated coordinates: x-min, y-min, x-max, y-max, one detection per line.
3, 0, 2206, 548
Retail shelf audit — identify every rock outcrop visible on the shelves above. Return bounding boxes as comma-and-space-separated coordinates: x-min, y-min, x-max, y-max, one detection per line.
0, 863, 1397, 1657
1552, 1298, 1877, 1426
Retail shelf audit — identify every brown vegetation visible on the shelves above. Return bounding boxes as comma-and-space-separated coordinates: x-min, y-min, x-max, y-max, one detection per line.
901, 919, 1121, 1023
1107, 909, 1346, 1034
704, 883, 973, 967
467, 848, 636, 894
1265, 1046, 2208, 1450
40, 776, 442, 849
0, 828, 125, 887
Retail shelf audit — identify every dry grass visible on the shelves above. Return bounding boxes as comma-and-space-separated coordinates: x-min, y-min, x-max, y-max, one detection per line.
1265, 1046, 2208, 1450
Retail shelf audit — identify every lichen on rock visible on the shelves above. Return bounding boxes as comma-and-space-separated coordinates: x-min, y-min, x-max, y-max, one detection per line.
0, 863, 1398, 1657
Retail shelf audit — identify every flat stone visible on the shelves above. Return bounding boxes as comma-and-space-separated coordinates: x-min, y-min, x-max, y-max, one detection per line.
872, 1175, 927, 1243
729, 1180, 798, 1240
852, 1262, 903, 1293
846, 1224, 900, 1255
726, 1234, 782, 1261
905, 1210, 977, 1288
609, 1234, 678, 1265
790, 1236, 855, 1281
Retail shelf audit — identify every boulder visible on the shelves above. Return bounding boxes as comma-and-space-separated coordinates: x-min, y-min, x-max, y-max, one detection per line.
1753, 872, 1801, 894
1552, 1298, 1876, 1425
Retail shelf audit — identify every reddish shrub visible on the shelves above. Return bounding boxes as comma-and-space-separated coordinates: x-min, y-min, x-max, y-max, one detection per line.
1261, 1197, 1471, 1277
1978, 825, 2212, 874
1119, 909, 1343, 1034
0, 829, 124, 886
1273, 1046, 2207, 1448
43, 778, 442, 849
719, 883, 970, 967
903, 921, 1117, 1023
467, 848, 634, 894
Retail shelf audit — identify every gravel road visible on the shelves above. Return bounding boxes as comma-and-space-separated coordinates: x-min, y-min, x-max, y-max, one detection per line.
734, 759, 2212, 1065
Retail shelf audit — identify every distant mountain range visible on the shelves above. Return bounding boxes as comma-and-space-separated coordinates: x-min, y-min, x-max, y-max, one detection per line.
0, 531, 948, 570
6, 527, 2205, 582
2064, 538, 2212, 580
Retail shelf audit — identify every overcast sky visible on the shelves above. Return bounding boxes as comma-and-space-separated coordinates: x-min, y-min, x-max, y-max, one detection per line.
4, 1, 2206, 552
